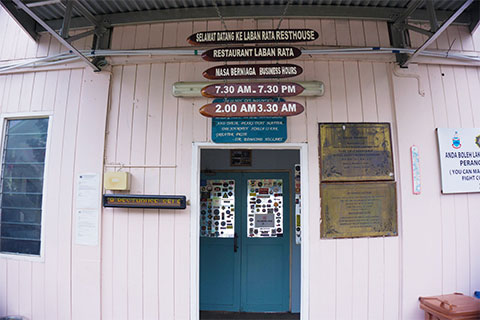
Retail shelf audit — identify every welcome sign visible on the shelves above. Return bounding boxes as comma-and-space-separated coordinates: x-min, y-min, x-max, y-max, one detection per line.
188, 29, 319, 45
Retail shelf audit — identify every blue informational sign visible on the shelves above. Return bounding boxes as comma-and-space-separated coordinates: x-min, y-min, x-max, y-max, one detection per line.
212, 117, 287, 143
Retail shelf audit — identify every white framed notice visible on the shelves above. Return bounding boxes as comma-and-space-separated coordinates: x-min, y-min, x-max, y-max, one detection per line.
75, 209, 99, 246
75, 173, 100, 245
436, 128, 480, 194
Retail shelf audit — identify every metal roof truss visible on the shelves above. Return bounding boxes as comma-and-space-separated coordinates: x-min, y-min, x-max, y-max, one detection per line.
0, 0, 479, 70
389, 0, 475, 66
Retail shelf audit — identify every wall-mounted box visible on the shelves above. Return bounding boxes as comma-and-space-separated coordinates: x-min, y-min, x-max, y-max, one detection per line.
104, 172, 130, 190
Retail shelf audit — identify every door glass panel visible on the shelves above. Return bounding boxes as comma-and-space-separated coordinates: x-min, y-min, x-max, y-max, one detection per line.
200, 179, 235, 238
247, 179, 283, 238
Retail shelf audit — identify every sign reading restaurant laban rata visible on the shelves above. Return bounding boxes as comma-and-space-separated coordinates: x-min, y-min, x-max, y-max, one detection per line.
188, 29, 319, 45
202, 46, 301, 61
203, 64, 303, 80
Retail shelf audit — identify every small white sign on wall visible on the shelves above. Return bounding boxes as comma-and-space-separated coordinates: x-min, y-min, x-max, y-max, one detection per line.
75, 173, 100, 245
411, 146, 421, 194
75, 209, 99, 246
437, 128, 480, 194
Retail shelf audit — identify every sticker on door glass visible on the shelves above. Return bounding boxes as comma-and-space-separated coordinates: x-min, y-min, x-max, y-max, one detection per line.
294, 164, 301, 244
200, 179, 235, 238
247, 179, 283, 238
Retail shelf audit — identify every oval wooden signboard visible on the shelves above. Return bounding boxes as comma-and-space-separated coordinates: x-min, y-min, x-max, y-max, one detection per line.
202, 46, 301, 61
188, 29, 319, 45
199, 101, 304, 118
203, 64, 303, 80
201, 83, 304, 98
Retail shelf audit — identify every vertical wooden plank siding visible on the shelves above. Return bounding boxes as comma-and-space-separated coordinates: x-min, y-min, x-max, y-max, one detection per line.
0, 65, 108, 320
0, 10, 479, 320
71, 69, 110, 320
313, 61, 337, 320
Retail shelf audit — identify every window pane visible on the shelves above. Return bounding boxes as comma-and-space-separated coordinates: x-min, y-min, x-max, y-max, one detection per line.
1, 223, 41, 239
1, 208, 41, 224
0, 239, 40, 255
2, 193, 43, 209
6, 133, 47, 148
1, 118, 48, 255
7, 119, 48, 134
2, 178, 44, 193
3, 164, 45, 178
4, 148, 46, 163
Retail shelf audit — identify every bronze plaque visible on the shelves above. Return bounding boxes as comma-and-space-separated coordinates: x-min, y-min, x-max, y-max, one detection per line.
320, 182, 397, 239
319, 123, 394, 181
203, 64, 303, 80
202, 46, 301, 61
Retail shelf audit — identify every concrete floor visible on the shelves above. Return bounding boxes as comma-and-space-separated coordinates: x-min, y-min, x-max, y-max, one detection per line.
200, 311, 300, 320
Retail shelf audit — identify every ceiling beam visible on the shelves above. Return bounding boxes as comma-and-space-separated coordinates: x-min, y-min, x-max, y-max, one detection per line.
425, 0, 439, 32
467, 0, 480, 33
40, 5, 473, 32
393, 0, 423, 25
26, 0, 61, 8
0, 0, 38, 40
11, 0, 101, 71
60, 0, 73, 38
402, 0, 474, 67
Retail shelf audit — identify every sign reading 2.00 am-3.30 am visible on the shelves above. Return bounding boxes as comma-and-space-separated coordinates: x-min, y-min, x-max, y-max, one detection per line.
200, 101, 304, 118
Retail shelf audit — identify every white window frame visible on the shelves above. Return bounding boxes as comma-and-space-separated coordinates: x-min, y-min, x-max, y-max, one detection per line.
0, 112, 53, 262
190, 142, 310, 320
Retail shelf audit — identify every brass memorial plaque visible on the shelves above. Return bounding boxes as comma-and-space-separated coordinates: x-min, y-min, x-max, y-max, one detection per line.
319, 123, 394, 181
320, 182, 397, 239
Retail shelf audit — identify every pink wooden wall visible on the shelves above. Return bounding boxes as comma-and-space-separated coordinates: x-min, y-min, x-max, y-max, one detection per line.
0, 66, 110, 320
0, 7, 480, 320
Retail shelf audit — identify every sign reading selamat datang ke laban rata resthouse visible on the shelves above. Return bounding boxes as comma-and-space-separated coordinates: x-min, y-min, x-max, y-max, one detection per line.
187, 29, 319, 45
437, 128, 480, 194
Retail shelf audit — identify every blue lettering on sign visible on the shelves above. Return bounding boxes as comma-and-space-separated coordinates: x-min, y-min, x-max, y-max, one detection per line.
212, 117, 287, 143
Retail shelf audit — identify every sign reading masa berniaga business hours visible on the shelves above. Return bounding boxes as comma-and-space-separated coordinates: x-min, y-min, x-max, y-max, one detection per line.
437, 128, 480, 193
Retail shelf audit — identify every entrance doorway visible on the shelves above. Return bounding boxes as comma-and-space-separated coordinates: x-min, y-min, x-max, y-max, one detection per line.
199, 149, 300, 318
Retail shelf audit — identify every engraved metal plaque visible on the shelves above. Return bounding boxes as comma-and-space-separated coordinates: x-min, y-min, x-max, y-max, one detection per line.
320, 182, 397, 239
319, 123, 394, 181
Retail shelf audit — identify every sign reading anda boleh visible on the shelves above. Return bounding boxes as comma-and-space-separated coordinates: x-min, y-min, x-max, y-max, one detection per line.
437, 128, 480, 193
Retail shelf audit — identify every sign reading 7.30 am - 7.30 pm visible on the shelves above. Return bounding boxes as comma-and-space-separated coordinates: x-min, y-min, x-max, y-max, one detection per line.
201, 83, 304, 98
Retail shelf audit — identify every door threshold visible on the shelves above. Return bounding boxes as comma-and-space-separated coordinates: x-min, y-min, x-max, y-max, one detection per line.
200, 311, 300, 320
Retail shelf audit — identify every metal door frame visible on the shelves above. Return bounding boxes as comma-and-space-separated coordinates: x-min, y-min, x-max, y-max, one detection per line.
190, 143, 310, 320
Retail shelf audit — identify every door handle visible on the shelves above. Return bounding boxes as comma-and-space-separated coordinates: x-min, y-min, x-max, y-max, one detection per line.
234, 232, 239, 253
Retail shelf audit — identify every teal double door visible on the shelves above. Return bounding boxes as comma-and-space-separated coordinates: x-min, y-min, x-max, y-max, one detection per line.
200, 172, 290, 312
